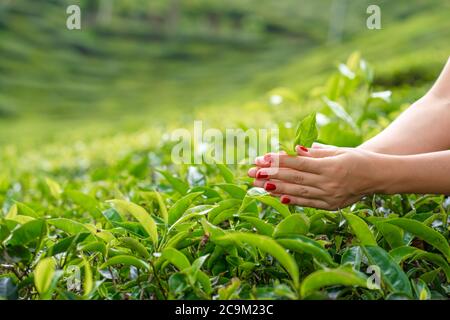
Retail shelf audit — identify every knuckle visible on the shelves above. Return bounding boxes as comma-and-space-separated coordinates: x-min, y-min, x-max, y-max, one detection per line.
295, 157, 305, 169
297, 187, 309, 197
293, 173, 304, 184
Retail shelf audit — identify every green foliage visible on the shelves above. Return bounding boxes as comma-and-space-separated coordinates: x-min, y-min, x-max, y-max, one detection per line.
1, 54, 449, 301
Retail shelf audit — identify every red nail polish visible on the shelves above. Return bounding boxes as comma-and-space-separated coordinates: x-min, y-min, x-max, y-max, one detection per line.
265, 183, 276, 191
257, 172, 268, 179
281, 196, 291, 204
299, 146, 308, 152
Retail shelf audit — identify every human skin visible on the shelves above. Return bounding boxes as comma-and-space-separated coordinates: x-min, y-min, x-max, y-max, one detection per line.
248, 57, 450, 210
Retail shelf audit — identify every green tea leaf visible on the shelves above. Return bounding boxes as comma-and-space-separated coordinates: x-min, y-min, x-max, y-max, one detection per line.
216, 163, 235, 183
253, 195, 291, 218
101, 255, 150, 271
273, 214, 309, 238
386, 218, 450, 259
212, 208, 236, 225
363, 245, 412, 295
239, 216, 274, 237
218, 232, 299, 287
34, 257, 56, 298
83, 258, 93, 297
108, 200, 158, 246
208, 199, 241, 222
300, 267, 368, 297
7, 219, 47, 246
47, 232, 90, 256
294, 112, 318, 149
64, 190, 100, 217
161, 247, 191, 270
277, 236, 336, 266
215, 184, 247, 199
368, 217, 405, 249
168, 192, 203, 225
45, 178, 62, 199
342, 212, 377, 246
153, 191, 168, 224
119, 237, 150, 259
157, 170, 189, 195
389, 246, 450, 282
14, 201, 40, 218
47, 218, 89, 235
322, 97, 358, 131
5, 204, 17, 219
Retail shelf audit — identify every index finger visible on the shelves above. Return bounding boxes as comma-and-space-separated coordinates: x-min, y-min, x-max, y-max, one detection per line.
266, 153, 322, 173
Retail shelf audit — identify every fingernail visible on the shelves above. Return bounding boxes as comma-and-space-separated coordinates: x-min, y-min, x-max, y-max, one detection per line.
265, 182, 276, 191
281, 196, 291, 204
297, 145, 308, 152
263, 154, 272, 163
257, 171, 269, 179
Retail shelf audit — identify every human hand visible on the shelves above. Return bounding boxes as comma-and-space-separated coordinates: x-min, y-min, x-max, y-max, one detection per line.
248, 145, 386, 210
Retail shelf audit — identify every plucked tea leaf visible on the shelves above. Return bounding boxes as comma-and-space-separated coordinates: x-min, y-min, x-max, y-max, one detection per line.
293, 112, 318, 149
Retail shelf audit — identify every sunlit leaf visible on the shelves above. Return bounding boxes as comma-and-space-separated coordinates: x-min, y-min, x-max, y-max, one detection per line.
300, 267, 368, 297
386, 218, 450, 260
34, 257, 56, 298
108, 200, 158, 246
218, 233, 299, 287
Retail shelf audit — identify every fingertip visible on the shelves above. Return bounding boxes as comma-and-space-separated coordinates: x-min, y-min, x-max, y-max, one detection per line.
248, 167, 258, 177
280, 195, 291, 204
295, 145, 309, 155
255, 156, 271, 167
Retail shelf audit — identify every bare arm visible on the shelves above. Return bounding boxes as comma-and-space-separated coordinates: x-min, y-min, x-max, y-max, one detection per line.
376, 150, 450, 195
358, 57, 450, 155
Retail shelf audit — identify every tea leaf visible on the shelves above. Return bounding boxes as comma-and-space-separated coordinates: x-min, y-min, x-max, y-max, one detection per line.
168, 192, 203, 225
293, 112, 318, 149
342, 212, 377, 246
7, 219, 47, 246
277, 236, 336, 266
363, 245, 412, 295
300, 267, 368, 297
108, 200, 158, 246
273, 214, 309, 238
101, 255, 150, 271
45, 178, 62, 199
218, 233, 299, 287
157, 170, 189, 195
216, 163, 235, 183
119, 237, 150, 259
386, 218, 450, 260
253, 195, 291, 218
161, 247, 191, 270
34, 257, 56, 298
239, 216, 274, 236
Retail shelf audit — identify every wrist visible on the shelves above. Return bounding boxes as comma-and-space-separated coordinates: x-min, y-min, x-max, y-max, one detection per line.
366, 152, 406, 195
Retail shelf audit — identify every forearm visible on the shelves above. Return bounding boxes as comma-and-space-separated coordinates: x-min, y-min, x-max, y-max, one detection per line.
372, 150, 450, 195
359, 57, 450, 155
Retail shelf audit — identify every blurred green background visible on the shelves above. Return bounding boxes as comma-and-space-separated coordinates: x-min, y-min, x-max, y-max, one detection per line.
0, 0, 449, 148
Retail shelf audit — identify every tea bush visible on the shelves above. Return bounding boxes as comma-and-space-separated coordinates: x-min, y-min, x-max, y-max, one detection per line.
1, 54, 449, 300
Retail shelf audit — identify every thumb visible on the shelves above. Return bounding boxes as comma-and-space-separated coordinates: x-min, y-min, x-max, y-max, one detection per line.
295, 145, 339, 158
